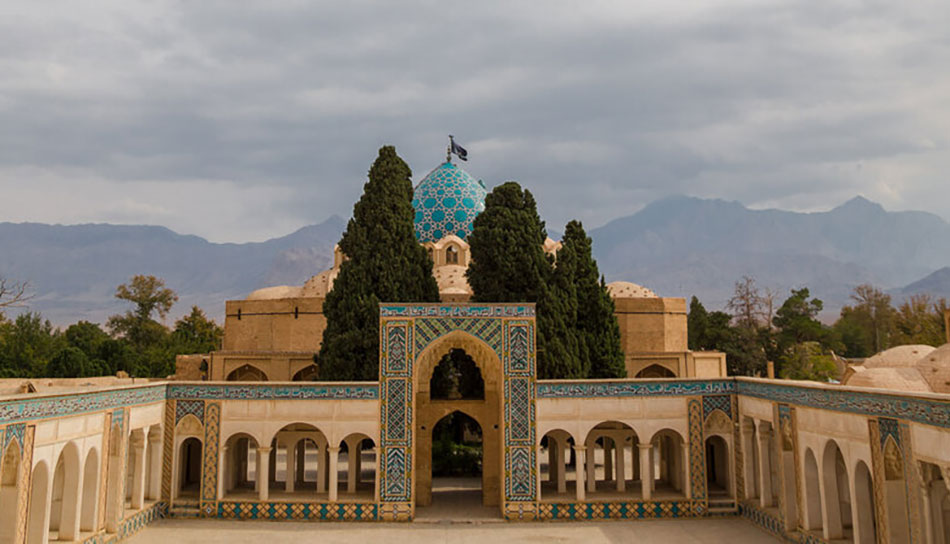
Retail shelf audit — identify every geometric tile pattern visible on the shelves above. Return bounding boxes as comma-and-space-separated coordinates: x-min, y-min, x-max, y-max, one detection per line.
377, 304, 538, 520
1, 423, 24, 454
386, 325, 409, 372
738, 502, 802, 544
200, 401, 220, 511
868, 419, 889, 543
411, 161, 486, 243
687, 397, 707, 513
738, 380, 950, 429
0, 384, 165, 425
733, 397, 745, 503
14, 425, 35, 544
703, 394, 732, 420
175, 399, 205, 425
537, 379, 736, 398
899, 422, 921, 544
167, 384, 379, 400
161, 401, 175, 502
507, 324, 530, 372
380, 305, 535, 318
216, 502, 378, 521
878, 417, 900, 448
96, 413, 112, 531
414, 317, 502, 360
79, 501, 167, 544
537, 500, 699, 521
503, 319, 536, 507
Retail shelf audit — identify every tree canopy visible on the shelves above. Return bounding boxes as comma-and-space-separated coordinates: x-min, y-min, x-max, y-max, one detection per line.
561, 220, 625, 378
318, 146, 440, 381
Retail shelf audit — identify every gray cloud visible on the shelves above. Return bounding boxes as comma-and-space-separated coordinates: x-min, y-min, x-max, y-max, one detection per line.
1, 0, 949, 241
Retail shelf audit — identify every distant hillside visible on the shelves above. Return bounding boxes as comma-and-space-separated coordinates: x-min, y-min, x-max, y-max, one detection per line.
0, 217, 345, 325
893, 267, 950, 300
3, 195, 949, 326
589, 196, 950, 314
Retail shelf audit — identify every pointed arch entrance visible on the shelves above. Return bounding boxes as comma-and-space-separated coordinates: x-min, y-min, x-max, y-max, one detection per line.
377, 304, 537, 521
414, 331, 502, 508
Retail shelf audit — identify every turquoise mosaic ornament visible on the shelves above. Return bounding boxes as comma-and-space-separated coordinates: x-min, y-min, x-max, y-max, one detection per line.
412, 162, 487, 242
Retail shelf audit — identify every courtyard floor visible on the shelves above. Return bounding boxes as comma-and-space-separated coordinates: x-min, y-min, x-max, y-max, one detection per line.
127, 517, 779, 544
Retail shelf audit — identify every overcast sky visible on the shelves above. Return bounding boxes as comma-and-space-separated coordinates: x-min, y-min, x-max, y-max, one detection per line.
2, 0, 949, 242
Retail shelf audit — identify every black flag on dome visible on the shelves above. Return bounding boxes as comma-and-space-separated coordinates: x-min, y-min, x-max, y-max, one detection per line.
449, 135, 468, 161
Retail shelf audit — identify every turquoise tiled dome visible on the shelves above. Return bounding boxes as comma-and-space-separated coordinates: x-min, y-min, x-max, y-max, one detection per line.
412, 162, 487, 243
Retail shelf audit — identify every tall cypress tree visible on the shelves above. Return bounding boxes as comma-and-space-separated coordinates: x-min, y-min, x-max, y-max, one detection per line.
540, 237, 584, 378
466, 182, 581, 378
561, 220, 625, 378
319, 146, 440, 381
466, 182, 550, 303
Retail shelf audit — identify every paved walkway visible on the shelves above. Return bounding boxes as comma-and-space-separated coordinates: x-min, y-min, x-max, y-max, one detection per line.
127, 518, 779, 543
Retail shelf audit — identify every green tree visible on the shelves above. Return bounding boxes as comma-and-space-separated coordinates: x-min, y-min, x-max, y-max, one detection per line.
170, 306, 223, 354
466, 182, 582, 377
561, 220, 624, 378
538, 234, 583, 378
65, 321, 110, 359
773, 288, 825, 346
107, 275, 177, 347
319, 146, 440, 381
779, 341, 837, 382
836, 284, 895, 355
466, 182, 550, 303
0, 312, 64, 377
687, 296, 709, 350
687, 295, 767, 376
893, 294, 946, 346
47, 346, 99, 378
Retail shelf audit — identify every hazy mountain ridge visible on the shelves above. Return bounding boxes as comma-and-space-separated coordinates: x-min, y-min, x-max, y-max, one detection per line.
590, 195, 950, 313
2, 196, 949, 326
0, 216, 346, 325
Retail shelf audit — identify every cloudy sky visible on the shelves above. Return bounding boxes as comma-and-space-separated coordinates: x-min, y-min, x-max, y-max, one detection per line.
2, 0, 949, 242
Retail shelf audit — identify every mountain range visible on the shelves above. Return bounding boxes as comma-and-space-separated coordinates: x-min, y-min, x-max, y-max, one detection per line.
1, 195, 948, 325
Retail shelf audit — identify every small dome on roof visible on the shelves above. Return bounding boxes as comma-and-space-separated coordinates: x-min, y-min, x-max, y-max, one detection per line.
246, 285, 303, 300
413, 162, 487, 243
863, 345, 935, 368
607, 281, 658, 299
843, 367, 932, 392
916, 343, 950, 394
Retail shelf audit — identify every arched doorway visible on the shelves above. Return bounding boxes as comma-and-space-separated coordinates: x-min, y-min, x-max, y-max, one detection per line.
705, 435, 731, 497
226, 364, 267, 381
379, 308, 538, 521
221, 433, 260, 499
27, 461, 49, 544
821, 440, 852, 541
803, 447, 822, 531
414, 338, 501, 515
853, 460, 876, 544
80, 448, 100, 533
635, 364, 676, 378
49, 442, 82, 541
292, 364, 318, 381
426, 412, 482, 508
584, 421, 639, 498
177, 438, 202, 498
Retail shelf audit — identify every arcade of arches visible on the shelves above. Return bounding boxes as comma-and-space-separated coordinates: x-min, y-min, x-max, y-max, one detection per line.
0, 303, 949, 544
